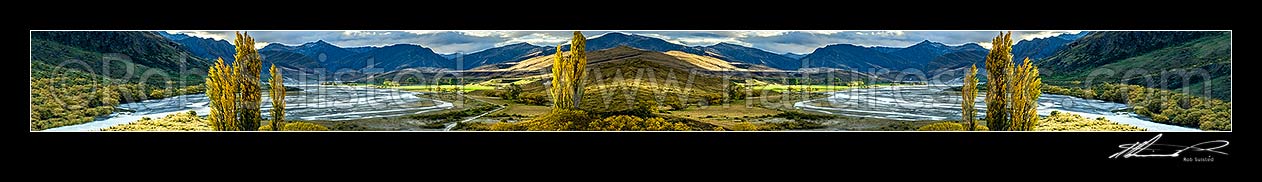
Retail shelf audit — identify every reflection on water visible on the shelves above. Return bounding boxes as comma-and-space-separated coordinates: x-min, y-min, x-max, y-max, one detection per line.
44, 85, 451, 131
794, 85, 1200, 131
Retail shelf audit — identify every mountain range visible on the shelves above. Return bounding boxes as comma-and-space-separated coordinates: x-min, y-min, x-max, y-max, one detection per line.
554, 32, 804, 70
333, 44, 452, 71
700, 42, 802, 70
799, 40, 988, 73
1011, 31, 1088, 64
157, 31, 236, 64
153, 31, 1095, 81
256, 40, 450, 76
32, 31, 210, 84
1037, 31, 1231, 100
261, 40, 360, 63
460, 42, 552, 67
782, 52, 806, 60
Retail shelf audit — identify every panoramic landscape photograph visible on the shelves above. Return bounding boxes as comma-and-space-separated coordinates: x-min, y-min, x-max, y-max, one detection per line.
29, 30, 1231, 131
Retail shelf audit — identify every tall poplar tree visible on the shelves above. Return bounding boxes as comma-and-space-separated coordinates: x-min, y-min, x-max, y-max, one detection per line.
1010, 58, 1042, 131
269, 64, 286, 131
962, 64, 979, 131
984, 32, 1015, 131
206, 32, 263, 131
549, 31, 587, 110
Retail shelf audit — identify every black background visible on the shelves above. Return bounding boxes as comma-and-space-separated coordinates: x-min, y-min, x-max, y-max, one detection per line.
22, 2, 1235, 170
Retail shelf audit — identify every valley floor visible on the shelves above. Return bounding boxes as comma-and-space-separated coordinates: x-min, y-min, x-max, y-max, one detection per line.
91, 84, 1173, 132
303, 92, 492, 131
306, 84, 982, 131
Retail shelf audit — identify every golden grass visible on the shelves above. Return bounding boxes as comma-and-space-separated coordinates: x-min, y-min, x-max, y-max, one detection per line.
497, 50, 564, 71
469, 95, 552, 117
1035, 111, 1146, 131
662, 51, 745, 71
102, 111, 211, 131
662, 105, 783, 129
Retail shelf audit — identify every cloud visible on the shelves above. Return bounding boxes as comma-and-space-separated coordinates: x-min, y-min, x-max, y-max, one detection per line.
500, 33, 567, 47
976, 42, 993, 49
167, 31, 232, 42
1014, 31, 1082, 41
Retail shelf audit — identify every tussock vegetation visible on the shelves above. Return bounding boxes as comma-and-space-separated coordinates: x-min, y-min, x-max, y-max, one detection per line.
1035, 111, 1145, 131
915, 122, 988, 131
917, 122, 965, 131
730, 120, 824, 131
587, 115, 693, 131
577, 56, 731, 113
916, 111, 1148, 132
102, 111, 210, 131
769, 110, 838, 120
259, 121, 330, 131
459, 109, 719, 131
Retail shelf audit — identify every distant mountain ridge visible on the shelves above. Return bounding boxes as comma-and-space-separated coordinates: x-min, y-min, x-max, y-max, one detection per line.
251, 39, 454, 78
550, 32, 802, 70
700, 42, 801, 70
261, 40, 358, 63
799, 40, 987, 73
334, 44, 452, 71
562, 32, 707, 55
782, 52, 806, 59
795, 31, 1092, 80
1011, 31, 1089, 64
158, 32, 237, 64
461, 42, 551, 67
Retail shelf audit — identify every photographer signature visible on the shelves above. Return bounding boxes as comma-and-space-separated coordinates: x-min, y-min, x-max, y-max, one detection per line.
1109, 134, 1229, 159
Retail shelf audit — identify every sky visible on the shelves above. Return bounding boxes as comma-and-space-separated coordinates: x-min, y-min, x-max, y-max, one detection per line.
169, 30, 1082, 55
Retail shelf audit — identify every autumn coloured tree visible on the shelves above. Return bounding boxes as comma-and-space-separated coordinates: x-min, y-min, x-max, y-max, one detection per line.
961, 64, 979, 131
549, 31, 587, 110
984, 32, 1015, 131
206, 57, 239, 130
206, 32, 263, 131
269, 64, 286, 131
979, 32, 1043, 131
1010, 58, 1042, 131
234, 32, 263, 130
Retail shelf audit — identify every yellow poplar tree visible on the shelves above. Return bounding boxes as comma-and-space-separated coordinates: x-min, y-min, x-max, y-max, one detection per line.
978, 32, 1043, 131
206, 57, 239, 130
962, 64, 979, 131
269, 64, 286, 131
206, 32, 263, 131
550, 44, 566, 108
1010, 58, 1041, 131
233, 32, 263, 130
984, 31, 1015, 131
550, 31, 587, 110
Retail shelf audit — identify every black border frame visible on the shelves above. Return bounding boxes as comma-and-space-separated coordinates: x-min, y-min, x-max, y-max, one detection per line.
22, 3, 1234, 168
